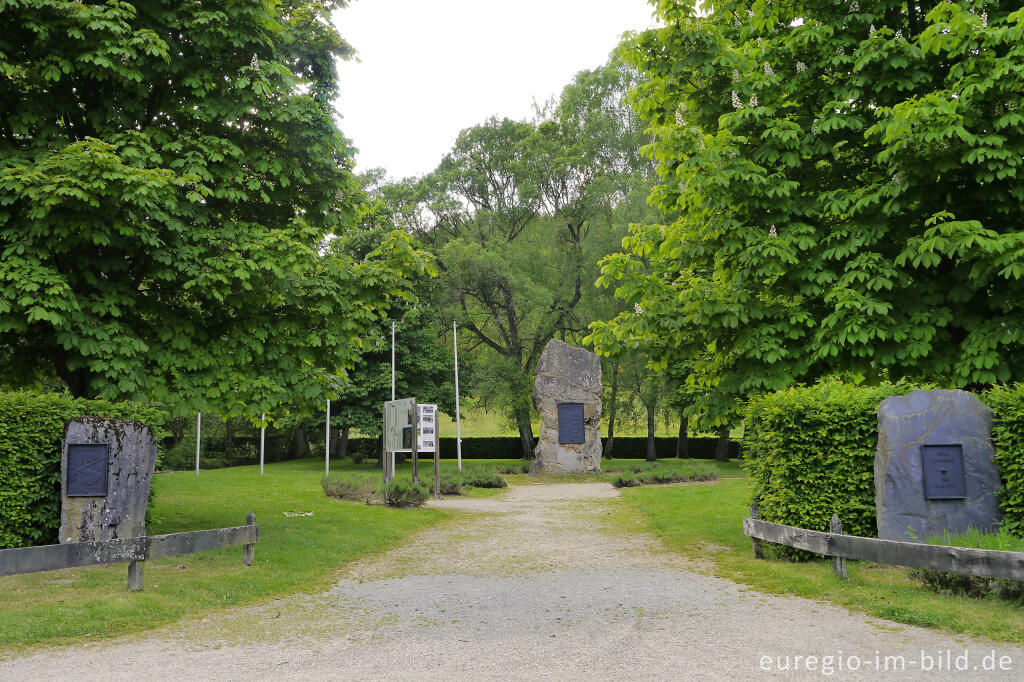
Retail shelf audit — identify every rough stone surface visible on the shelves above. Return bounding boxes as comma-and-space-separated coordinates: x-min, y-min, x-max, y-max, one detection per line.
60, 417, 157, 544
531, 339, 601, 474
875, 389, 1002, 541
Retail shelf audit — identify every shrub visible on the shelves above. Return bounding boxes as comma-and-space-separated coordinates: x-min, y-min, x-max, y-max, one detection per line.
433, 475, 464, 495
0, 392, 168, 548
612, 474, 640, 488
460, 467, 507, 489
378, 479, 430, 507
743, 380, 909, 542
983, 385, 1024, 537
612, 465, 716, 488
496, 462, 530, 474
321, 475, 375, 503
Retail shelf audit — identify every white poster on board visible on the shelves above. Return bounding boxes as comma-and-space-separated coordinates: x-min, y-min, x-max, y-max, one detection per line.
417, 404, 438, 452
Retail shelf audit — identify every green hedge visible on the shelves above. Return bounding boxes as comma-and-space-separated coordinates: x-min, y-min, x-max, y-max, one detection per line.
743, 381, 904, 540
983, 385, 1024, 536
0, 392, 168, 549
340, 436, 741, 461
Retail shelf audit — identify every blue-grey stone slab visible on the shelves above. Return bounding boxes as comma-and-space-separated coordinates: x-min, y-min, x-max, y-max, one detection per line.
875, 389, 1002, 541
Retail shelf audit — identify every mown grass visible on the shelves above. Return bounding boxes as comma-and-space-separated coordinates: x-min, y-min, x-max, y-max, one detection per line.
620, 478, 1024, 644
0, 458, 447, 650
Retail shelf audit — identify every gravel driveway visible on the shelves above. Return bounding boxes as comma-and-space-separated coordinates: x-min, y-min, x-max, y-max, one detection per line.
1, 482, 1021, 681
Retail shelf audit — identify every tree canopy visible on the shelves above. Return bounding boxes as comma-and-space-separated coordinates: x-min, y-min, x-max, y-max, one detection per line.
0, 0, 428, 416
591, 0, 1024, 417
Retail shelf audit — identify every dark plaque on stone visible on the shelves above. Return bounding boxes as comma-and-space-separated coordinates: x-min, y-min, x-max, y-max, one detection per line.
557, 403, 585, 444
66, 443, 109, 497
922, 444, 967, 500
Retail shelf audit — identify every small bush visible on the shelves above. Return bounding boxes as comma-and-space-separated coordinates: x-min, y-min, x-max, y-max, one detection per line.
460, 468, 507, 489
378, 479, 430, 507
433, 475, 464, 495
496, 462, 530, 474
322, 475, 375, 503
612, 466, 716, 488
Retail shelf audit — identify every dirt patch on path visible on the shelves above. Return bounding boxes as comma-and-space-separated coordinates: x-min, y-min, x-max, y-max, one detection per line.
1, 483, 1022, 681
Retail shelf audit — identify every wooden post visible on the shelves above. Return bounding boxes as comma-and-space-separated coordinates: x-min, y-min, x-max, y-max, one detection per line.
127, 560, 144, 591
750, 502, 764, 559
411, 402, 419, 485
243, 511, 256, 566
829, 514, 848, 580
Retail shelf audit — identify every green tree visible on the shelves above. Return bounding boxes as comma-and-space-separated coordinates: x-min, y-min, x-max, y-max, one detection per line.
0, 0, 427, 416
594, 0, 1024, 403
391, 57, 652, 458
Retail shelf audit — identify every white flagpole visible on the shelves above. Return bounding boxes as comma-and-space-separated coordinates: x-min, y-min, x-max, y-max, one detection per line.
259, 412, 265, 476
195, 412, 202, 476
454, 320, 463, 472
391, 319, 396, 401
325, 399, 331, 477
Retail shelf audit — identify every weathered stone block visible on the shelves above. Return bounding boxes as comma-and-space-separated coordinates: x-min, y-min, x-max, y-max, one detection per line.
60, 418, 157, 544
531, 340, 602, 474
875, 389, 1002, 541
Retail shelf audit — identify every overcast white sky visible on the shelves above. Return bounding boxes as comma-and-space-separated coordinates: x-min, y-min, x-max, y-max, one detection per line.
333, 0, 658, 181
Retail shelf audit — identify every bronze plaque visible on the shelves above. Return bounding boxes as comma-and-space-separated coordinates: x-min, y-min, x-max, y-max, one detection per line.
921, 444, 967, 500
67, 443, 109, 497
557, 403, 585, 444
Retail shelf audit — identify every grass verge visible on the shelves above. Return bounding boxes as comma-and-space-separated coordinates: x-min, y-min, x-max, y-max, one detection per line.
620, 478, 1024, 643
0, 458, 447, 650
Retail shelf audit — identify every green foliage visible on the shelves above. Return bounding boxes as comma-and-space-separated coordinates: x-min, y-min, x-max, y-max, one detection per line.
459, 466, 507, 489
611, 464, 715, 488
0, 0, 429, 415
0, 391, 168, 548
595, 1, 1024, 420
377, 479, 430, 507
431, 474, 464, 495
743, 381, 906, 542
321, 474, 375, 503
982, 385, 1024, 536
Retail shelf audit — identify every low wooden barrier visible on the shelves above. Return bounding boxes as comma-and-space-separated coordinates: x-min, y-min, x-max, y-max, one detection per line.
744, 503, 1024, 582
0, 512, 258, 591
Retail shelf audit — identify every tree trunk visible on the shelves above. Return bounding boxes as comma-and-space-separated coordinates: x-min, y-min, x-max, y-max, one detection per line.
676, 413, 688, 459
289, 427, 310, 459
225, 419, 234, 455
603, 362, 619, 459
338, 426, 350, 459
715, 426, 730, 462
645, 405, 657, 462
516, 406, 535, 459
376, 433, 384, 466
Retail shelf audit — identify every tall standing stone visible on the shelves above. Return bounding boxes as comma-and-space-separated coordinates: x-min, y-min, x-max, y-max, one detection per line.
60, 417, 158, 544
875, 389, 1002, 541
531, 340, 602, 474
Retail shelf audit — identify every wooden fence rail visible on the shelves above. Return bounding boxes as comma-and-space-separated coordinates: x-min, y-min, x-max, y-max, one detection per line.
744, 503, 1024, 582
0, 512, 258, 591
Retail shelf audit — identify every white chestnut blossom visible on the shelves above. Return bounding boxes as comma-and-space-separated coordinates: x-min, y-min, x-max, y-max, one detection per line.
796, 61, 807, 73
251, 54, 260, 71
763, 62, 774, 76
732, 91, 742, 109
769, 225, 778, 236
749, 94, 758, 107
981, 11, 988, 27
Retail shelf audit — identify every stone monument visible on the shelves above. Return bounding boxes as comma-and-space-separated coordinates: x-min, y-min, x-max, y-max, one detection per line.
531, 339, 602, 474
875, 389, 1002, 541
60, 417, 158, 544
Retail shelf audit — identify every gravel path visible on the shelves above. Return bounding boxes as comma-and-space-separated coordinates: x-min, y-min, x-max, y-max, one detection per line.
1, 482, 1021, 681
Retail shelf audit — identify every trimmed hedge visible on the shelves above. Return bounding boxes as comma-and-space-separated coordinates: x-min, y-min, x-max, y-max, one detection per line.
984, 385, 1024, 536
0, 392, 168, 549
342, 435, 741, 461
743, 381, 904, 540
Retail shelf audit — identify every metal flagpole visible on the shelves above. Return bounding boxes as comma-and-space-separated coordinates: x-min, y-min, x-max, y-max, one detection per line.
391, 319, 396, 401
259, 412, 265, 475
195, 412, 202, 476
454, 320, 463, 472
325, 399, 331, 477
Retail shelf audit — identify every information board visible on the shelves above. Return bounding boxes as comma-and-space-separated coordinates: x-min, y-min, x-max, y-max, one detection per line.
417, 404, 438, 453
384, 398, 416, 453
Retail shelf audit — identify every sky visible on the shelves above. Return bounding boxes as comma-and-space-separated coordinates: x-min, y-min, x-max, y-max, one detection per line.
333, 0, 658, 181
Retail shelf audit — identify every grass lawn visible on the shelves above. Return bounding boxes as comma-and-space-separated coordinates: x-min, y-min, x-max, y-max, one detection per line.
620, 477, 1024, 644
0, 458, 447, 651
